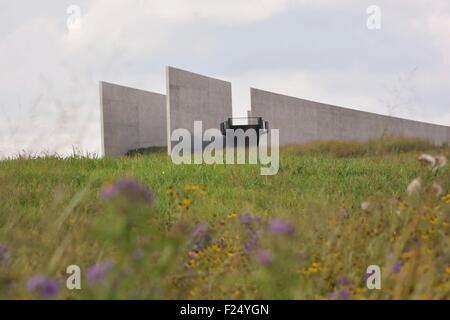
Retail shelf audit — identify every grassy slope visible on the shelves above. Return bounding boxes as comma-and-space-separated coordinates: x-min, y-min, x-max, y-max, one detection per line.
0, 138, 449, 299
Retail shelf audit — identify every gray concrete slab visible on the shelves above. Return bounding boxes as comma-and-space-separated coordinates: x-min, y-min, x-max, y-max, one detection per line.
250, 88, 449, 146
100, 81, 166, 157
166, 66, 233, 154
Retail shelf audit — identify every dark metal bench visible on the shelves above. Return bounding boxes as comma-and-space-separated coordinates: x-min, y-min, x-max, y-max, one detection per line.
220, 117, 269, 146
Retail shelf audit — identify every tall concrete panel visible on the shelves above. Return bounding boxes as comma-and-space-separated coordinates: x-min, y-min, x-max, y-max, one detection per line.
100, 81, 166, 157
166, 67, 233, 154
250, 88, 450, 146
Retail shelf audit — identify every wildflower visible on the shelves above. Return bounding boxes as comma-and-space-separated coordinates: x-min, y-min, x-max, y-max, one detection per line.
86, 260, 115, 284
442, 193, 450, 204
407, 177, 422, 195
308, 262, 321, 273
418, 154, 447, 171
188, 250, 200, 258
180, 197, 192, 208
27, 275, 61, 299
227, 250, 236, 257
401, 250, 414, 259
269, 218, 295, 235
240, 213, 260, 225
0, 245, 10, 263
434, 155, 447, 170
243, 239, 257, 255
392, 260, 403, 274
100, 184, 118, 199
217, 238, 227, 248
227, 212, 237, 219
446, 265, 450, 275
256, 250, 273, 266
185, 184, 200, 191
191, 224, 212, 250
100, 177, 154, 204
232, 289, 242, 299
186, 259, 196, 268
330, 289, 350, 300
338, 276, 352, 286
431, 183, 444, 197
361, 202, 370, 212
418, 154, 436, 168
429, 215, 438, 224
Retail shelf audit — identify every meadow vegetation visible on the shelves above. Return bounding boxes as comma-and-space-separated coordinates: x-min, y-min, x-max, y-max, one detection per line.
0, 138, 449, 299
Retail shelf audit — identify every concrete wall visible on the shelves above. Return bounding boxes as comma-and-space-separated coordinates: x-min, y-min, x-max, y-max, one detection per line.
100, 81, 166, 157
166, 66, 233, 153
250, 88, 450, 146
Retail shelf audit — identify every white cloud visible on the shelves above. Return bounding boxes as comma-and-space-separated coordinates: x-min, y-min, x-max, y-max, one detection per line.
0, 0, 449, 158
150, 0, 291, 24
429, 12, 450, 65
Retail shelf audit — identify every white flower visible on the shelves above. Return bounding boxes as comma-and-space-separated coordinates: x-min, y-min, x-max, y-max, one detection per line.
434, 155, 448, 170
418, 154, 436, 168
431, 183, 443, 197
361, 201, 370, 211
407, 177, 422, 196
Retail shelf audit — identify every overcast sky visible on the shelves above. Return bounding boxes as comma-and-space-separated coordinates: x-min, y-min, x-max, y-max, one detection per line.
1, 0, 449, 157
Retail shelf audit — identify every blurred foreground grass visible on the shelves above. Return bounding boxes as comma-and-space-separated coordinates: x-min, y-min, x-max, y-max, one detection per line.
0, 138, 449, 299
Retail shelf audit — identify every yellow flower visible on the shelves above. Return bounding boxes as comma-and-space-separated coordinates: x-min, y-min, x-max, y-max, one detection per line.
228, 212, 237, 219
441, 193, 450, 203
401, 250, 414, 259
189, 287, 201, 297
301, 261, 321, 275
227, 251, 236, 257
232, 290, 242, 298
185, 184, 200, 191
181, 197, 192, 207
186, 259, 197, 268
446, 266, 450, 275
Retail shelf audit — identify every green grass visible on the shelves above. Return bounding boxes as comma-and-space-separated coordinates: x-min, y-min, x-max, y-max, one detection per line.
0, 138, 449, 299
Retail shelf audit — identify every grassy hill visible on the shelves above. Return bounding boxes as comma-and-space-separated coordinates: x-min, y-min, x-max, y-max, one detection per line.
0, 138, 449, 299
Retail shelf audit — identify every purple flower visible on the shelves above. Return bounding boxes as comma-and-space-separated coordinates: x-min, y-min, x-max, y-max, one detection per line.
241, 213, 252, 224
192, 224, 212, 250
0, 245, 10, 263
257, 250, 273, 266
243, 241, 255, 255
192, 224, 208, 238
269, 219, 295, 235
338, 276, 351, 286
241, 213, 260, 225
100, 177, 154, 204
392, 260, 403, 274
100, 185, 118, 199
330, 288, 351, 300
242, 228, 259, 254
87, 260, 115, 284
27, 275, 61, 299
